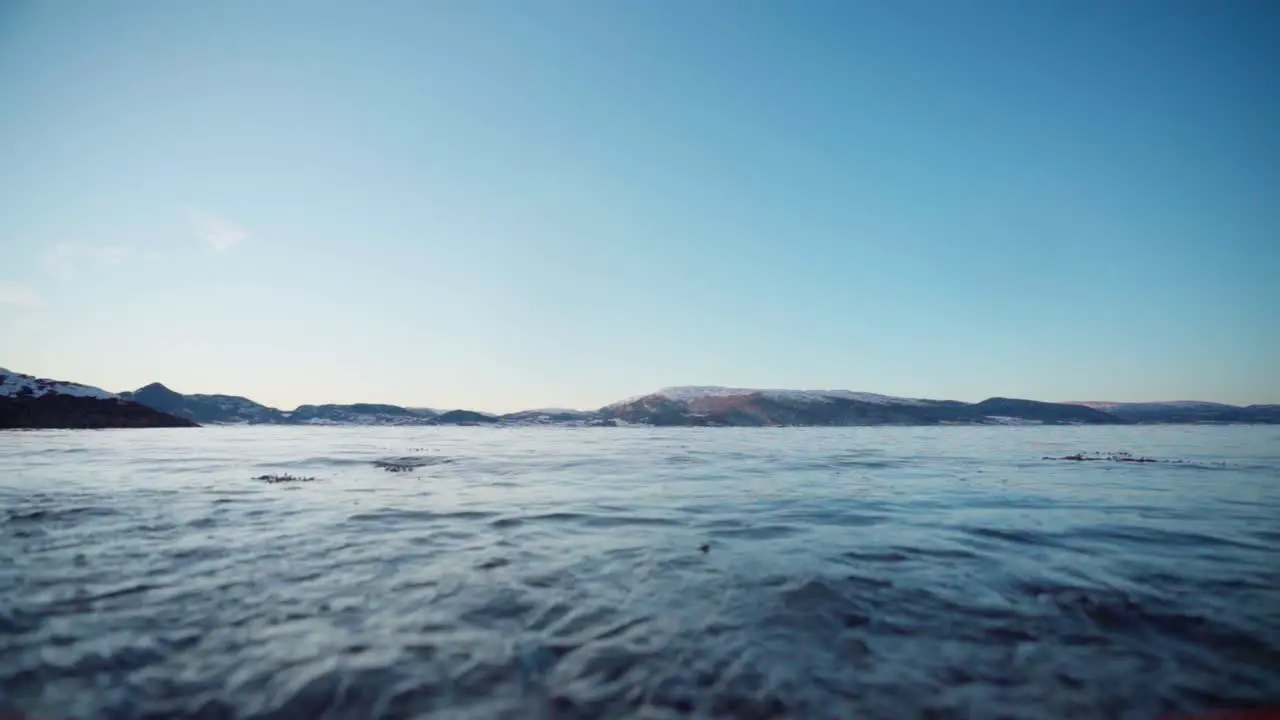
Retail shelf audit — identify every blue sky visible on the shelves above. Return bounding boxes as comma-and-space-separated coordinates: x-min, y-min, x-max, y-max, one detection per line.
1, 0, 1276, 411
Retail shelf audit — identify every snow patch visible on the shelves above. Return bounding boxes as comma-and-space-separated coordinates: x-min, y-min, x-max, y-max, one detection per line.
1070, 401, 1236, 411
760, 389, 932, 406
0, 368, 117, 400
982, 415, 1043, 426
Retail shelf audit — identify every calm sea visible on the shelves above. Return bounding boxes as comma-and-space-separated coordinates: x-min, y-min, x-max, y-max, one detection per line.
1, 425, 1277, 719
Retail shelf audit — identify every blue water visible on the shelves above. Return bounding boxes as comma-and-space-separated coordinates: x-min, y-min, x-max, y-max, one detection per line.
1, 425, 1278, 719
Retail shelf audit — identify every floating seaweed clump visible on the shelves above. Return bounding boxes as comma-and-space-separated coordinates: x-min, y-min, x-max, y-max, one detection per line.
1043, 451, 1227, 467
254, 473, 319, 483
1046, 451, 1162, 463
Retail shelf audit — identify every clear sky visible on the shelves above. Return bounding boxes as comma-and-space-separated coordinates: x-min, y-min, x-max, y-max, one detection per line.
1, 0, 1276, 412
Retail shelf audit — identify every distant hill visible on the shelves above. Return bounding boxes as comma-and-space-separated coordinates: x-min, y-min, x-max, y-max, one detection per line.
1067, 401, 1280, 424
1, 369, 196, 429
962, 398, 1120, 424
120, 383, 286, 424
120, 383, 473, 425
436, 409, 499, 424
288, 403, 438, 426
599, 387, 1126, 426
499, 408, 594, 424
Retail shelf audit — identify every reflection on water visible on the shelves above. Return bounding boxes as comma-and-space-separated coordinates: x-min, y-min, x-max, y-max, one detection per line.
1, 425, 1278, 719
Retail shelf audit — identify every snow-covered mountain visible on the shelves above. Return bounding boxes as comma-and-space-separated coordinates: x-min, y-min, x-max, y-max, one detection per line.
612, 386, 935, 408
601, 386, 1120, 426
1, 368, 196, 429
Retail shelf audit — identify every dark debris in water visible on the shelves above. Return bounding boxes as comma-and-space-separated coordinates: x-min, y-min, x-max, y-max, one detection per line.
1047, 452, 1161, 463
253, 473, 319, 484
1043, 451, 1228, 467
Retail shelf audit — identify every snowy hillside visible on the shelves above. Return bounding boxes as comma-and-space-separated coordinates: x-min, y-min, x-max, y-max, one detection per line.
0, 368, 116, 400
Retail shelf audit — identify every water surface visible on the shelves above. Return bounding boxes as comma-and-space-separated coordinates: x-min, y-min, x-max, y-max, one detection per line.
1, 425, 1277, 719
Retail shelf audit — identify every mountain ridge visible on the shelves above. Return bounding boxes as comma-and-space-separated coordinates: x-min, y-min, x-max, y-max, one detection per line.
5, 367, 1277, 428
99, 381, 1280, 427
600, 388, 1123, 426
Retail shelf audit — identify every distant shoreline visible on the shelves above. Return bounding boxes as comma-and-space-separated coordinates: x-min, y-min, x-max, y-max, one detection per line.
4, 369, 1277, 430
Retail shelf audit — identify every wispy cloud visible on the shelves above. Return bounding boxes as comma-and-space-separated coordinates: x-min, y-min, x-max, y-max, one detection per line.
41, 243, 130, 280
0, 282, 42, 310
97, 246, 129, 262
188, 209, 247, 252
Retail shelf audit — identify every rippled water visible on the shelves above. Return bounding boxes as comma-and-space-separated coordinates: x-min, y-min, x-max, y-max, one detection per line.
1, 425, 1278, 719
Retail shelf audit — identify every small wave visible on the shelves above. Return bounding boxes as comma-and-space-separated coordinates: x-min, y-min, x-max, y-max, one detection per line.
261, 456, 371, 468
490, 512, 592, 529
580, 514, 680, 528
348, 509, 497, 523
1017, 582, 1280, 663
889, 544, 980, 560
1253, 530, 1280, 544
374, 455, 454, 472
839, 549, 911, 563
708, 523, 801, 540
1073, 524, 1270, 551
666, 454, 709, 464
791, 457, 901, 471
2, 506, 120, 524
960, 525, 1070, 548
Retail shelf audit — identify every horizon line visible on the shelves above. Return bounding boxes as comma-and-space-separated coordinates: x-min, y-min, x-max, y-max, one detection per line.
3, 368, 1274, 414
